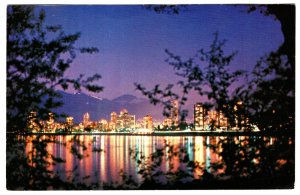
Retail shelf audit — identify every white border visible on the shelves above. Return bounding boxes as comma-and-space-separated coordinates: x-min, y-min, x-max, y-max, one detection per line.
1, 1, 298, 195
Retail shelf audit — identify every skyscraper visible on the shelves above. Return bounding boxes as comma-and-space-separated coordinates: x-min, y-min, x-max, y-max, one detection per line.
99, 118, 108, 131
46, 112, 55, 132
143, 115, 153, 130
110, 112, 117, 130
116, 109, 135, 130
194, 103, 205, 131
163, 118, 172, 128
170, 99, 179, 128
66, 116, 74, 126
218, 111, 228, 130
207, 110, 218, 124
83, 112, 90, 127
66, 116, 74, 132
111, 112, 117, 123
234, 101, 245, 129
27, 111, 38, 132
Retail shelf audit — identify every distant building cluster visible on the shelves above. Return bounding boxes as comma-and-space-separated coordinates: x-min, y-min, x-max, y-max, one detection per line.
27, 111, 69, 133
194, 101, 248, 131
27, 109, 153, 134
76, 109, 137, 132
27, 99, 258, 133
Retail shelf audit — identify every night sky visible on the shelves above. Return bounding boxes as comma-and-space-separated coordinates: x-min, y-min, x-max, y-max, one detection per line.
38, 5, 283, 102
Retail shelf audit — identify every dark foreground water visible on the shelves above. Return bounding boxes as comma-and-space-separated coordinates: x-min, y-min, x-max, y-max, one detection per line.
8, 134, 295, 189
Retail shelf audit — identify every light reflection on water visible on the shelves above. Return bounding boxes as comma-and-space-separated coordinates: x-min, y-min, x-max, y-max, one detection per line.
22, 135, 274, 185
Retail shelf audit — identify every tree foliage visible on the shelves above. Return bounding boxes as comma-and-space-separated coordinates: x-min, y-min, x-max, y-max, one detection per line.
136, 5, 295, 132
135, 32, 245, 126
234, 5, 295, 132
143, 5, 187, 14
7, 6, 103, 132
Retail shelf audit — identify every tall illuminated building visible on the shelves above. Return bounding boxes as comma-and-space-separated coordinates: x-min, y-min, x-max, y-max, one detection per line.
108, 122, 115, 131
143, 115, 153, 130
46, 112, 55, 132
135, 118, 144, 129
116, 109, 135, 130
127, 115, 136, 129
234, 101, 245, 129
27, 111, 39, 132
65, 116, 74, 132
110, 112, 117, 130
111, 112, 117, 123
194, 103, 205, 131
99, 118, 108, 131
170, 99, 179, 127
207, 110, 218, 126
66, 116, 74, 126
163, 118, 172, 128
83, 112, 90, 127
116, 109, 127, 129
218, 111, 228, 129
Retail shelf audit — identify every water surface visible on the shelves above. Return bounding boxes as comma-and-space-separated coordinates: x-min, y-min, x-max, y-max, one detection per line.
22, 135, 278, 186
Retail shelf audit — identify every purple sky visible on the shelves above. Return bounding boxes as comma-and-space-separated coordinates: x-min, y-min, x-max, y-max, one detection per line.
38, 5, 283, 102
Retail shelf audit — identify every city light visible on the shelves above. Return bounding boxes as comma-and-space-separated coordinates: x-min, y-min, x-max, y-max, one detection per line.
26, 101, 259, 134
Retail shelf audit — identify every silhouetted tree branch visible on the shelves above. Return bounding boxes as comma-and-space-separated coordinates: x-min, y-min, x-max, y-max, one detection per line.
234, 5, 295, 132
135, 32, 245, 126
143, 5, 187, 14
7, 6, 103, 132
136, 5, 295, 132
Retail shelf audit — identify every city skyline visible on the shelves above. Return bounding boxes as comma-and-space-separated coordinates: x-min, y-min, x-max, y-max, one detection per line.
27, 99, 257, 134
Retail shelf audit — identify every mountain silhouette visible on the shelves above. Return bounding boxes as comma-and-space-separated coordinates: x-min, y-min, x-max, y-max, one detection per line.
53, 91, 167, 123
112, 94, 137, 104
